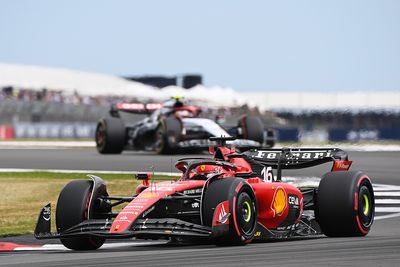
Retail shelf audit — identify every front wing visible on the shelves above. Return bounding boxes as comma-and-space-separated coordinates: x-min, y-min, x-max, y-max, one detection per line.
34, 204, 212, 240
177, 139, 261, 149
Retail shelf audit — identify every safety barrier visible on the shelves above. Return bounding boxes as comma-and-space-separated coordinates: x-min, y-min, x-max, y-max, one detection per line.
12, 123, 96, 139
2, 124, 400, 141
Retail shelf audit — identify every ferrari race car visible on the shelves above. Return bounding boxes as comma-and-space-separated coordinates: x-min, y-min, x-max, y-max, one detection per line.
35, 136, 375, 250
95, 97, 275, 154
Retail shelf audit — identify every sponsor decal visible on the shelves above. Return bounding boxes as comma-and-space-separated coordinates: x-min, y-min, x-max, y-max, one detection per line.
124, 205, 145, 210
261, 166, 275, 182
178, 139, 216, 147
116, 103, 145, 110
191, 202, 200, 208
119, 211, 139, 215
254, 150, 332, 160
332, 160, 352, 171
254, 231, 261, 237
277, 223, 299, 231
183, 188, 203, 195
42, 206, 51, 221
133, 198, 151, 203
139, 192, 157, 198
272, 187, 286, 216
288, 195, 299, 206
200, 165, 206, 171
142, 206, 155, 218
218, 203, 228, 223
213, 201, 230, 225
113, 219, 132, 223
156, 186, 174, 192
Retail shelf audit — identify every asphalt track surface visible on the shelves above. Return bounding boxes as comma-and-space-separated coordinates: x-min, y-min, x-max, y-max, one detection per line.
1, 148, 400, 266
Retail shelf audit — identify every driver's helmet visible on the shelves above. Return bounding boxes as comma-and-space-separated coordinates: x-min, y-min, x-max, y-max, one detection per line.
195, 164, 221, 174
190, 164, 221, 180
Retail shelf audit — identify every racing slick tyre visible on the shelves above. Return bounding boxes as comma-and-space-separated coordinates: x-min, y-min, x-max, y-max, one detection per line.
56, 180, 105, 250
202, 178, 257, 245
239, 115, 264, 144
316, 171, 375, 237
95, 117, 125, 154
155, 117, 182, 154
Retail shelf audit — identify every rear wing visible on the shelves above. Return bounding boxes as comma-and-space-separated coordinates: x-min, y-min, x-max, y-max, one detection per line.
110, 102, 163, 115
244, 148, 349, 169
243, 148, 352, 181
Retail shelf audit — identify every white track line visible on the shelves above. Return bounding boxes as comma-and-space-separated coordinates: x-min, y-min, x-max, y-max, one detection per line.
375, 199, 400, 204
375, 207, 400, 213
375, 192, 400, 196
375, 212, 400, 220
14, 241, 168, 251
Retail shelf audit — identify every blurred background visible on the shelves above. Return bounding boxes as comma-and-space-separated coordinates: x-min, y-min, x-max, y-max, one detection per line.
0, 0, 399, 143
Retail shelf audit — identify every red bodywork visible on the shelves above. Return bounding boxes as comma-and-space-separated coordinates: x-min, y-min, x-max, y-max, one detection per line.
110, 144, 306, 234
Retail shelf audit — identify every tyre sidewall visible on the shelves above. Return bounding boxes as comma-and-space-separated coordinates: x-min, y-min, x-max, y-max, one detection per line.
95, 117, 125, 154
56, 180, 105, 250
317, 171, 374, 237
202, 178, 257, 245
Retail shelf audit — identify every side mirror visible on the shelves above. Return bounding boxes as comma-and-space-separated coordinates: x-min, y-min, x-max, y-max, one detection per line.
209, 146, 215, 155
135, 173, 152, 186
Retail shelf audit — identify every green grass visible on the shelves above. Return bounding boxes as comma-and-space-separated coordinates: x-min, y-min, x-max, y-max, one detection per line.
0, 172, 178, 237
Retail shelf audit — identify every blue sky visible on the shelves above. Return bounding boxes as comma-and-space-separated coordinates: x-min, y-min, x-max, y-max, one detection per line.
0, 0, 399, 92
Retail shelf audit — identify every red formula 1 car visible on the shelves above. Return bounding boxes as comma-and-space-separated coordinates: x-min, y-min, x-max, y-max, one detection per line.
35, 137, 375, 250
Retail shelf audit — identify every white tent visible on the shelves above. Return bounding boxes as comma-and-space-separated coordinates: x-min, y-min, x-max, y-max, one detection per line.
0, 63, 245, 107
1, 63, 399, 111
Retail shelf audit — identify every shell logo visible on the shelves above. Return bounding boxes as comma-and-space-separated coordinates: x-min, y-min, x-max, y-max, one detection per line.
140, 192, 157, 198
272, 187, 286, 216
200, 165, 206, 171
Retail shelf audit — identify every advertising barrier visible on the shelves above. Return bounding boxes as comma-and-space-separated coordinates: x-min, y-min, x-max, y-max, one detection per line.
13, 123, 96, 139
2, 123, 400, 141
0, 125, 15, 140
328, 128, 400, 141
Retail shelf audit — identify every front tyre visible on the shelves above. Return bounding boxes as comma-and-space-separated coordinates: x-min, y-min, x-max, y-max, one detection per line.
56, 180, 105, 250
317, 171, 375, 237
202, 178, 257, 245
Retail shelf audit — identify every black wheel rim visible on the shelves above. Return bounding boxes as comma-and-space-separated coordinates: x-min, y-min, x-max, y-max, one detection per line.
358, 185, 374, 228
236, 192, 256, 235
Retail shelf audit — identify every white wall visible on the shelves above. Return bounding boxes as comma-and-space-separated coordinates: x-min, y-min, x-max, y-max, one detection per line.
243, 92, 400, 111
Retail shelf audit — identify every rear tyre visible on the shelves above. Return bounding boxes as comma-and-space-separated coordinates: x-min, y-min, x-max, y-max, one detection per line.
56, 180, 105, 250
95, 117, 125, 154
239, 115, 264, 144
202, 178, 257, 245
317, 171, 375, 237
154, 117, 181, 154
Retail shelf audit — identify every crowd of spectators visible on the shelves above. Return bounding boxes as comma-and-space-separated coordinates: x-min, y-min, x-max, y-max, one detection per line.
0, 86, 138, 106
6, 86, 397, 130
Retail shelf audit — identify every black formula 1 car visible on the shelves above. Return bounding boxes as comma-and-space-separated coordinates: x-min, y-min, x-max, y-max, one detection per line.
95, 97, 275, 154
35, 137, 374, 250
